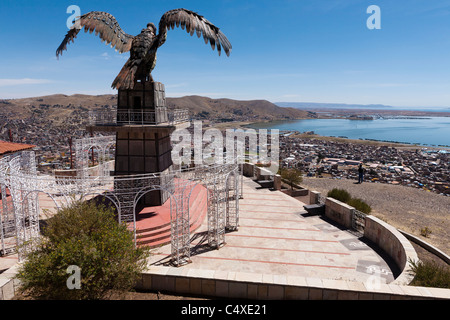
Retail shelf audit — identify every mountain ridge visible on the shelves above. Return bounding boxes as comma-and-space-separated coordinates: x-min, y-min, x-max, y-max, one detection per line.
275, 101, 394, 110
0, 94, 312, 123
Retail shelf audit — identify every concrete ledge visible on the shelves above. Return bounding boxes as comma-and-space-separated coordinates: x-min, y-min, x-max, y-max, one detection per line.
325, 197, 353, 229
364, 215, 419, 286
254, 166, 273, 181
136, 267, 450, 300
399, 229, 450, 265
323, 196, 419, 286
281, 189, 309, 197
243, 163, 254, 177
2, 262, 448, 300
0, 264, 21, 300
309, 190, 321, 205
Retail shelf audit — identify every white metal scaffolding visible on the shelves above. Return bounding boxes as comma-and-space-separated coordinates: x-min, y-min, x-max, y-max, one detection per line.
0, 142, 241, 266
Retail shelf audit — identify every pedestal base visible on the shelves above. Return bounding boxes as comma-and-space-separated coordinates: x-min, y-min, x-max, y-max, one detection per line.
88, 81, 177, 207
114, 125, 174, 206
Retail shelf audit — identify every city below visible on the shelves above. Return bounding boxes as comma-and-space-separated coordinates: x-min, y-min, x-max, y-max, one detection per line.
1, 96, 448, 197
278, 131, 449, 196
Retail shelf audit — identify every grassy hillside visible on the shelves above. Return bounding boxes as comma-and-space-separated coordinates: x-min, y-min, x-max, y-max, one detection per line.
0, 94, 310, 123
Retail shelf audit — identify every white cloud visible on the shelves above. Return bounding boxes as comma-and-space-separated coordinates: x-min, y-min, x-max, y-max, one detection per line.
168, 92, 230, 98
165, 83, 188, 89
280, 94, 302, 99
0, 78, 53, 87
345, 83, 417, 88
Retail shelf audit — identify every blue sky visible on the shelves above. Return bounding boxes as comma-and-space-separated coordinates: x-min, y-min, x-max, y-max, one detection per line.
1, 0, 450, 107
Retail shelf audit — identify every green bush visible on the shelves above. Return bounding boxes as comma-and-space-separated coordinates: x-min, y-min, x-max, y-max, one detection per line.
409, 259, 450, 289
420, 227, 432, 238
327, 188, 372, 214
347, 198, 372, 214
327, 188, 351, 203
15, 200, 150, 300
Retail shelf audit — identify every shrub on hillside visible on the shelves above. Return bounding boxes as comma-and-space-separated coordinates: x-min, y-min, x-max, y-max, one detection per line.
327, 188, 372, 214
15, 200, 150, 300
420, 226, 432, 238
327, 188, 351, 203
409, 259, 450, 289
347, 198, 372, 214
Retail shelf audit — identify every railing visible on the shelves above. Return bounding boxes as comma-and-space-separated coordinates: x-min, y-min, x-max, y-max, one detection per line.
88, 109, 190, 126
352, 209, 366, 233
318, 194, 327, 205
168, 109, 190, 125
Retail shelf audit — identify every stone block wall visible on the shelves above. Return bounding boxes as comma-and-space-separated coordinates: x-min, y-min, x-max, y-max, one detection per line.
243, 163, 254, 177
133, 266, 450, 300
324, 197, 353, 229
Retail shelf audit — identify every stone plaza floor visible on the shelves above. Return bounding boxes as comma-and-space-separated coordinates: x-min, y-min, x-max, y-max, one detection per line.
0, 177, 399, 289
147, 177, 398, 285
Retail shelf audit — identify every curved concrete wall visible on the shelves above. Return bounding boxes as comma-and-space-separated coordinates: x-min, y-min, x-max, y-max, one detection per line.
2, 263, 449, 300
133, 265, 450, 300
364, 215, 418, 285
324, 197, 418, 285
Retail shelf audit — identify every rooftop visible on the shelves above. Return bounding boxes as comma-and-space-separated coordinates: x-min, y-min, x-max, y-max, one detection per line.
0, 140, 35, 156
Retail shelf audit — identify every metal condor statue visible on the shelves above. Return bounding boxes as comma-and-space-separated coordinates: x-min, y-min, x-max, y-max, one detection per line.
56, 8, 232, 90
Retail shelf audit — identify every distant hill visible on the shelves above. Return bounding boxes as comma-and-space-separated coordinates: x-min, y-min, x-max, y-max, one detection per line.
275, 101, 450, 117
0, 94, 117, 125
275, 102, 393, 110
166, 96, 310, 121
0, 94, 311, 123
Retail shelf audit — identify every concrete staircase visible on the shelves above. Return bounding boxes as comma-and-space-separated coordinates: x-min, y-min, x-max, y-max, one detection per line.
135, 187, 208, 248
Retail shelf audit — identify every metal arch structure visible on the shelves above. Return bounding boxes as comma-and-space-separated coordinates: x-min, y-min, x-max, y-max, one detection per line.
79, 191, 122, 219
225, 168, 240, 231
0, 145, 242, 266
75, 135, 116, 180
0, 152, 40, 258
0, 156, 15, 256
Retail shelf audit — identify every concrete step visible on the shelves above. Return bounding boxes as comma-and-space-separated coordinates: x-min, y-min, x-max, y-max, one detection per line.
136, 188, 208, 248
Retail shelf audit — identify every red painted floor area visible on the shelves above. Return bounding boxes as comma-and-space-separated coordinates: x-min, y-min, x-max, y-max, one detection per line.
133, 183, 208, 248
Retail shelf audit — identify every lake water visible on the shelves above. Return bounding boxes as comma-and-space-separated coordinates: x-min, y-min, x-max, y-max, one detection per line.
247, 117, 450, 147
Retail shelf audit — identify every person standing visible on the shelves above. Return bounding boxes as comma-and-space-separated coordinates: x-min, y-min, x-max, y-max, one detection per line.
358, 163, 365, 184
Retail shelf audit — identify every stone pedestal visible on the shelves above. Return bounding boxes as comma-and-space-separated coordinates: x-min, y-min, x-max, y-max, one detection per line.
117, 81, 168, 124
88, 80, 174, 206
114, 126, 173, 176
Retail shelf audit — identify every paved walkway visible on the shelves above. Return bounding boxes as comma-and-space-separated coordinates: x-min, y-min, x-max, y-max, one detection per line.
1, 177, 398, 284
0, 253, 18, 273
147, 177, 397, 284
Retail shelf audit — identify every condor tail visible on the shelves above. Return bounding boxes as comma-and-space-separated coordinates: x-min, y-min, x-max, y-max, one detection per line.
111, 58, 140, 90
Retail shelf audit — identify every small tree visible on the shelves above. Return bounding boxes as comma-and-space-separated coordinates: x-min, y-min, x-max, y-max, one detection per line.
15, 200, 150, 300
281, 168, 303, 190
